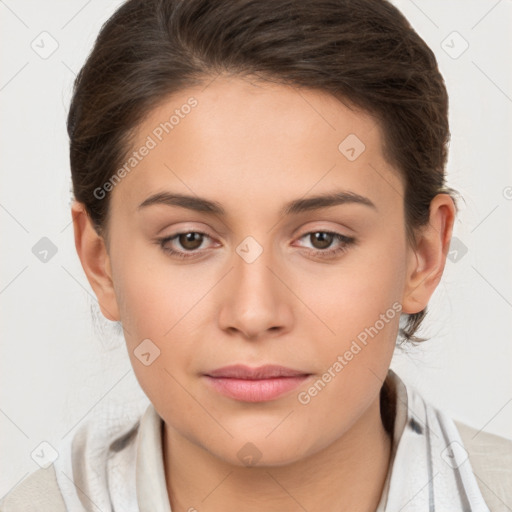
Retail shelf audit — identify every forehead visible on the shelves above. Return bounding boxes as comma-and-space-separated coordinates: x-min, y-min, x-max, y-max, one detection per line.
111, 75, 402, 215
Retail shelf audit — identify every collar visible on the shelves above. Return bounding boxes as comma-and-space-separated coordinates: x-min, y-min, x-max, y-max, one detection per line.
136, 402, 172, 512
55, 369, 490, 511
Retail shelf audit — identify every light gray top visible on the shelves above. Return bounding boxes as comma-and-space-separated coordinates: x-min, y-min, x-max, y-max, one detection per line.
1, 369, 511, 511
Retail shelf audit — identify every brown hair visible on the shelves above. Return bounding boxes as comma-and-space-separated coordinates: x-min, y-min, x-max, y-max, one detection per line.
67, 0, 458, 344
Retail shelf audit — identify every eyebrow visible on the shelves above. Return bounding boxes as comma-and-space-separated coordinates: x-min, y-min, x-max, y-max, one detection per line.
137, 189, 377, 216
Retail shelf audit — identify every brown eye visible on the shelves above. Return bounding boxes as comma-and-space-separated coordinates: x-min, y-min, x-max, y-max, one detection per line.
178, 232, 204, 251
158, 231, 214, 259
295, 230, 356, 260
309, 232, 334, 250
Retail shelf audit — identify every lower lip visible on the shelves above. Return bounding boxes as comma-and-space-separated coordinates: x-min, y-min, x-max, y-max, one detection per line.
204, 375, 311, 402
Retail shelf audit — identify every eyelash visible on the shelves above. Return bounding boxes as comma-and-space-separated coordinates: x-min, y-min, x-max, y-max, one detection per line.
156, 230, 356, 260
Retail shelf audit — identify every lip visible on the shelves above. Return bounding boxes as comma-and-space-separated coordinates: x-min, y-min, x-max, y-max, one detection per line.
203, 364, 312, 402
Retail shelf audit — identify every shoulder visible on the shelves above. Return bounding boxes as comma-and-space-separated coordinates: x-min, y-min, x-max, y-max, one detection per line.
0, 403, 151, 512
454, 419, 512, 511
0, 464, 66, 512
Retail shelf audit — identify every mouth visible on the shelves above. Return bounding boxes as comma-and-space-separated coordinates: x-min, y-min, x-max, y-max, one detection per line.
203, 364, 312, 402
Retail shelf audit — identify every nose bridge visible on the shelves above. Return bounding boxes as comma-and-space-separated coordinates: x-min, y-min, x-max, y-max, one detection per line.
218, 234, 293, 338
234, 235, 277, 297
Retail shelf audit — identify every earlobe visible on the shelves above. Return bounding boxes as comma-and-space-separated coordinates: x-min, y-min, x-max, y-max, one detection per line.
71, 201, 120, 322
401, 194, 455, 315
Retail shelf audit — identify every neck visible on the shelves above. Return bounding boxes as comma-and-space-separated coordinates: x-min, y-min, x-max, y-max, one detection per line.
163, 391, 393, 512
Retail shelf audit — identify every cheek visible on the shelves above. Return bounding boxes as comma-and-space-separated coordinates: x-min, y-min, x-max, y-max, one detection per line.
289, 228, 405, 411
292, 254, 404, 448
112, 259, 203, 414
111, 243, 217, 389
112, 239, 206, 338
296, 228, 406, 346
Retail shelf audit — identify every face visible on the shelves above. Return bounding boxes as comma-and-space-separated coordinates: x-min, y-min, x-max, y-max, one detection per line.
87, 76, 425, 466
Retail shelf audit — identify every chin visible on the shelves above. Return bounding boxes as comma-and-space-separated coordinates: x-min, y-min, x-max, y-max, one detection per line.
210, 435, 315, 469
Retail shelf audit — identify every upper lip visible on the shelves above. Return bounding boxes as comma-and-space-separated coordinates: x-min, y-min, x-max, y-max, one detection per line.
205, 364, 310, 380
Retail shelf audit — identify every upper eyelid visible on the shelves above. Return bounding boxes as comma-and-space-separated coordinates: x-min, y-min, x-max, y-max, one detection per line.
161, 228, 349, 238
293, 231, 354, 250
161, 230, 216, 247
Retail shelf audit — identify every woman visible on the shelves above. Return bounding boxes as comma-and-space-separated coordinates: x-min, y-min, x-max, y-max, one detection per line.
2, 0, 511, 510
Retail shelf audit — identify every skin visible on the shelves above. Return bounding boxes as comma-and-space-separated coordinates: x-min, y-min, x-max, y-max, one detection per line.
72, 75, 455, 511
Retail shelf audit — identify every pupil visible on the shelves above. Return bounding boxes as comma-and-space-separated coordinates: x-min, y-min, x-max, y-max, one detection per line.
313, 232, 332, 249
180, 232, 202, 250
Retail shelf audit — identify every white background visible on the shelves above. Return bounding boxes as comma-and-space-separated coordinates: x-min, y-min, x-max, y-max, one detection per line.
1, 0, 511, 497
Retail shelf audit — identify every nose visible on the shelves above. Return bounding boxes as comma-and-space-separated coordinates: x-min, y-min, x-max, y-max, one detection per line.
217, 240, 294, 341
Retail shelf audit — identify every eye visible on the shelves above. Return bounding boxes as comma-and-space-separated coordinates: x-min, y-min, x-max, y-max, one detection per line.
156, 229, 356, 261
295, 231, 356, 259
157, 231, 215, 259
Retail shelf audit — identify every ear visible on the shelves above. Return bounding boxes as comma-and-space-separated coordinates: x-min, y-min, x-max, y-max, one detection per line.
401, 193, 456, 314
71, 200, 120, 321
